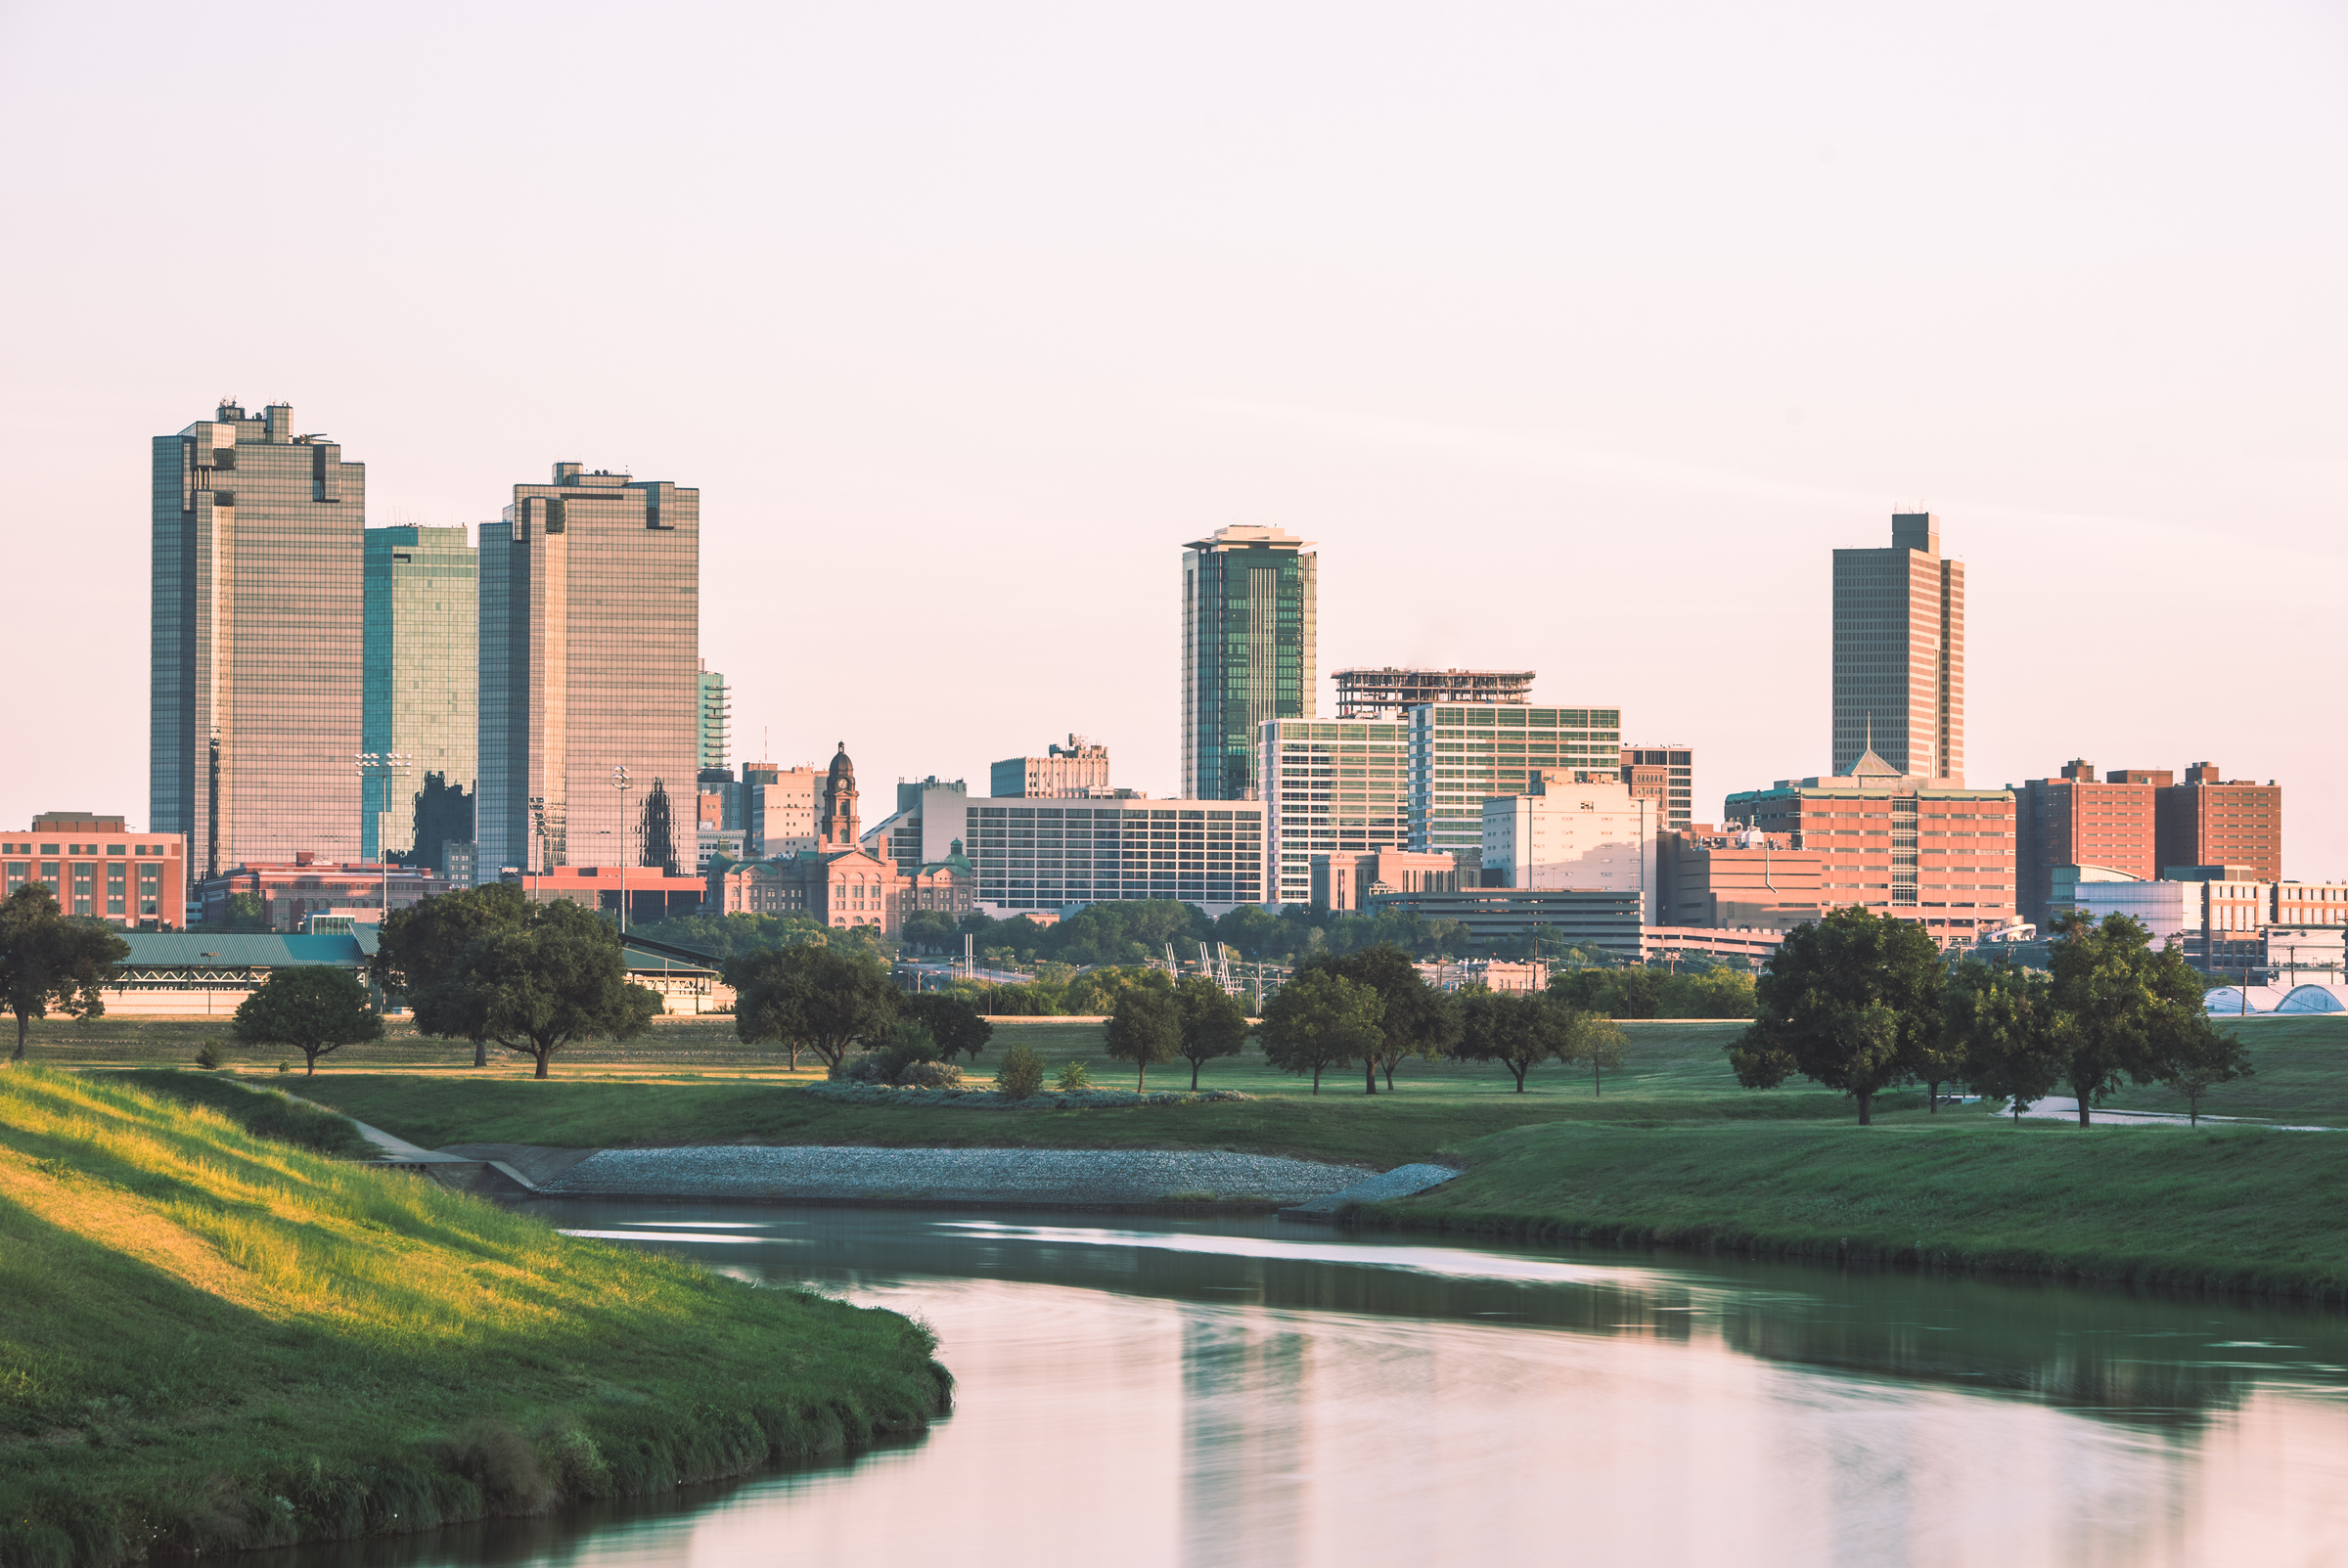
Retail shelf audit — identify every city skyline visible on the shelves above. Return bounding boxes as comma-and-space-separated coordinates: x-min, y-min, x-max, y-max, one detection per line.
6, 5, 2341, 877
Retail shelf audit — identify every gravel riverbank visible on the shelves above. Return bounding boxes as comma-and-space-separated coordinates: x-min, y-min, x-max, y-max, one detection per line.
536, 1144, 1377, 1207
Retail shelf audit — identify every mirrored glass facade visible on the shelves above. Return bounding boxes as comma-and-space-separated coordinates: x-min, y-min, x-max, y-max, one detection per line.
1260, 719, 1410, 906
152, 402, 365, 875
477, 464, 699, 876
1181, 527, 1315, 800
362, 526, 477, 861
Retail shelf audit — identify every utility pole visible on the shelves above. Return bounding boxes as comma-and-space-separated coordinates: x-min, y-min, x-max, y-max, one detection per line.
611, 765, 634, 935
354, 752, 412, 926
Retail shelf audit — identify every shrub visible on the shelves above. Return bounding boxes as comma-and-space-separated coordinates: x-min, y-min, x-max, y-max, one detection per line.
194, 1041, 226, 1070
897, 1060, 965, 1090
1056, 1059, 1094, 1092
994, 1043, 1045, 1099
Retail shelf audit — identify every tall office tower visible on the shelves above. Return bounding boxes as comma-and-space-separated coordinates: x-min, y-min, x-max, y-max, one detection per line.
153, 401, 366, 877
1831, 513, 1964, 783
477, 463, 699, 877
698, 662, 730, 772
1620, 744, 1693, 830
363, 526, 477, 867
2010, 760, 2160, 929
2156, 763, 2282, 881
1407, 703, 1623, 877
1181, 526, 1316, 800
991, 737, 1111, 798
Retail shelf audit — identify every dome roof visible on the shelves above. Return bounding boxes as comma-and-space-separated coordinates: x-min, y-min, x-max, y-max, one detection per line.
828, 741, 854, 784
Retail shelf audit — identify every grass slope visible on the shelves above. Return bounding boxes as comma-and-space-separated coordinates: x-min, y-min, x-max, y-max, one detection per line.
290, 1022, 1851, 1170
1376, 1113, 2348, 1300
0, 1070, 949, 1567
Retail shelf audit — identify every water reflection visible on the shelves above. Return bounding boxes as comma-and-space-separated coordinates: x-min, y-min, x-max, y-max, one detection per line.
265, 1205, 2348, 1568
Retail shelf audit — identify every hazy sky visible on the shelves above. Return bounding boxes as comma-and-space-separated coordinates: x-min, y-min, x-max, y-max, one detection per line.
4, 2, 2342, 875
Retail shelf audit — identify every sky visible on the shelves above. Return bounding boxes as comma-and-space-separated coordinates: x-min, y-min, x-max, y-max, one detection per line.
2, 1, 2342, 875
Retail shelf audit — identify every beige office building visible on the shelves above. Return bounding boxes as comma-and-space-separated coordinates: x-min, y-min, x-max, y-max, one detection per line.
1832, 513, 1964, 784
1481, 772, 1659, 922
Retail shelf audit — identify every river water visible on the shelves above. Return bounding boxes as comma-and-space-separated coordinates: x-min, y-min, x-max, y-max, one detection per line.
290, 1203, 2348, 1568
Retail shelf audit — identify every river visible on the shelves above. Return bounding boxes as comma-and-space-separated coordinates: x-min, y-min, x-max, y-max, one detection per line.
280, 1202, 2348, 1568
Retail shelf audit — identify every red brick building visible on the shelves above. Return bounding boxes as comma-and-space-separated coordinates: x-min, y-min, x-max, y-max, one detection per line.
1, 812, 187, 928
501, 864, 710, 923
196, 855, 449, 931
705, 744, 967, 933
2011, 761, 2161, 929
2156, 763, 2282, 882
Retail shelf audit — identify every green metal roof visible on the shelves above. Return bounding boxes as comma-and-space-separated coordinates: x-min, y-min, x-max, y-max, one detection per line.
119, 933, 368, 967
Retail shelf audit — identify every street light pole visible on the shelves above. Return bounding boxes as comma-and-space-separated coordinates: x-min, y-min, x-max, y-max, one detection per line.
354, 752, 412, 926
611, 765, 634, 935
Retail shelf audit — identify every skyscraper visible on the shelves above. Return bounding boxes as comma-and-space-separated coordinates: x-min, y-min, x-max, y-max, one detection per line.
698, 662, 730, 773
1181, 526, 1316, 800
363, 525, 477, 865
477, 463, 699, 877
1831, 513, 1964, 783
152, 401, 366, 876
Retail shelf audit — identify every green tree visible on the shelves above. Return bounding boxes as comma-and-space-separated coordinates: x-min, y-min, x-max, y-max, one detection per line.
2047, 913, 2237, 1126
1173, 974, 1250, 1090
1062, 964, 1168, 1016
1452, 988, 1573, 1093
901, 909, 960, 954
1104, 984, 1183, 1091
1562, 1008, 1628, 1094
1725, 906, 1944, 1124
231, 965, 384, 1077
223, 891, 268, 930
723, 942, 898, 1072
2160, 1025, 2253, 1126
0, 884, 130, 1063
1258, 968, 1383, 1094
1943, 959, 2063, 1121
1302, 944, 1457, 1093
903, 991, 993, 1062
994, 1041, 1046, 1099
411, 901, 662, 1078
371, 881, 530, 1067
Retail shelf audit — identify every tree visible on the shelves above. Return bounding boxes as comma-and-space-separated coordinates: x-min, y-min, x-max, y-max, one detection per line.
223, 891, 268, 929
1173, 974, 1249, 1090
411, 900, 662, 1078
1302, 944, 1457, 1093
902, 909, 960, 955
371, 881, 530, 1067
231, 965, 384, 1076
2160, 1025, 2253, 1126
2046, 913, 2232, 1126
903, 991, 992, 1062
723, 942, 897, 1072
1104, 984, 1183, 1091
1943, 959, 2063, 1121
1452, 988, 1574, 1093
1725, 906, 1945, 1124
1560, 1008, 1628, 1094
1258, 969, 1382, 1094
0, 884, 130, 1063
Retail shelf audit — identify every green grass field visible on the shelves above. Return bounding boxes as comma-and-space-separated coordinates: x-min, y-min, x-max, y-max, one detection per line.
1377, 1111, 2348, 1300
0, 1069, 949, 1567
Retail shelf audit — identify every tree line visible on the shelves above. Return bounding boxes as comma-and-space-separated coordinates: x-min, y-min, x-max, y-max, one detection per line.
1728, 907, 2244, 1125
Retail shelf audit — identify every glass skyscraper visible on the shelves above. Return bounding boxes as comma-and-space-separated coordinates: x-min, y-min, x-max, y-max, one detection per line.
362, 525, 477, 864
1181, 526, 1316, 801
1260, 718, 1411, 905
477, 463, 700, 876
698, 663, 730, 772
1831, 513, 1964, 783
151, 401, 366, 876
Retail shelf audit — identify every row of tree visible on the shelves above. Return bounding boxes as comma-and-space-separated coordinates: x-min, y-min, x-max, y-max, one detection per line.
899, 899, 1486, 967
1728, 907, 2244, 1124
722, 942, 994, 1073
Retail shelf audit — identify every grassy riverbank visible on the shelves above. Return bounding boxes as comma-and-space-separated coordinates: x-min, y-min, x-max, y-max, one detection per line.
1372, 1114, 2348, 1300
0, 1070, 950, 1567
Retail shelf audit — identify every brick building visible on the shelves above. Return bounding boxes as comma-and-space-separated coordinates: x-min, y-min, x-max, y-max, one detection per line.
1654, 825, 1826, 931
2, 813, 187, 928
2011, 760, 2161, 929
705, 744, 967, 933
499, 864, 709, 924
195, 855, 447, 931
2156, 764, 2281, 882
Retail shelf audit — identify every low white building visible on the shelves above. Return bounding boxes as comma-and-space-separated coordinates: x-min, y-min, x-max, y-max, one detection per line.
1481, 772, 1658, 922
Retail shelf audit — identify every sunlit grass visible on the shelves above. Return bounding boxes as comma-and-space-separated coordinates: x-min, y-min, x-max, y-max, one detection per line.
0, 1069, 948, 1567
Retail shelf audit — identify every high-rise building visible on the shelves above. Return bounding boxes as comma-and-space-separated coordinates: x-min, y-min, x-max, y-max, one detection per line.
991, 737, 1111, 798
1181, 526, 1316, 800
1620, 744, 1693, 830
1831, 513, 1964, 783
362, 525, 476, 866
1482, 773, 1659, 921
1332, 668, 1534, 718
742, 762, 819, 859
2156, 763, 2282, 882
153, 402, 367, 877
1407, 703, 1624, 877
1260, 717, 1410, 906
2010, 760, 2160, 928
698, 663, 730, 773
477, 463, 699, 877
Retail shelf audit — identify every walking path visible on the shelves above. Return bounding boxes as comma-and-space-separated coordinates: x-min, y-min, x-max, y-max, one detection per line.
2009, 1097, 2339, 1132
